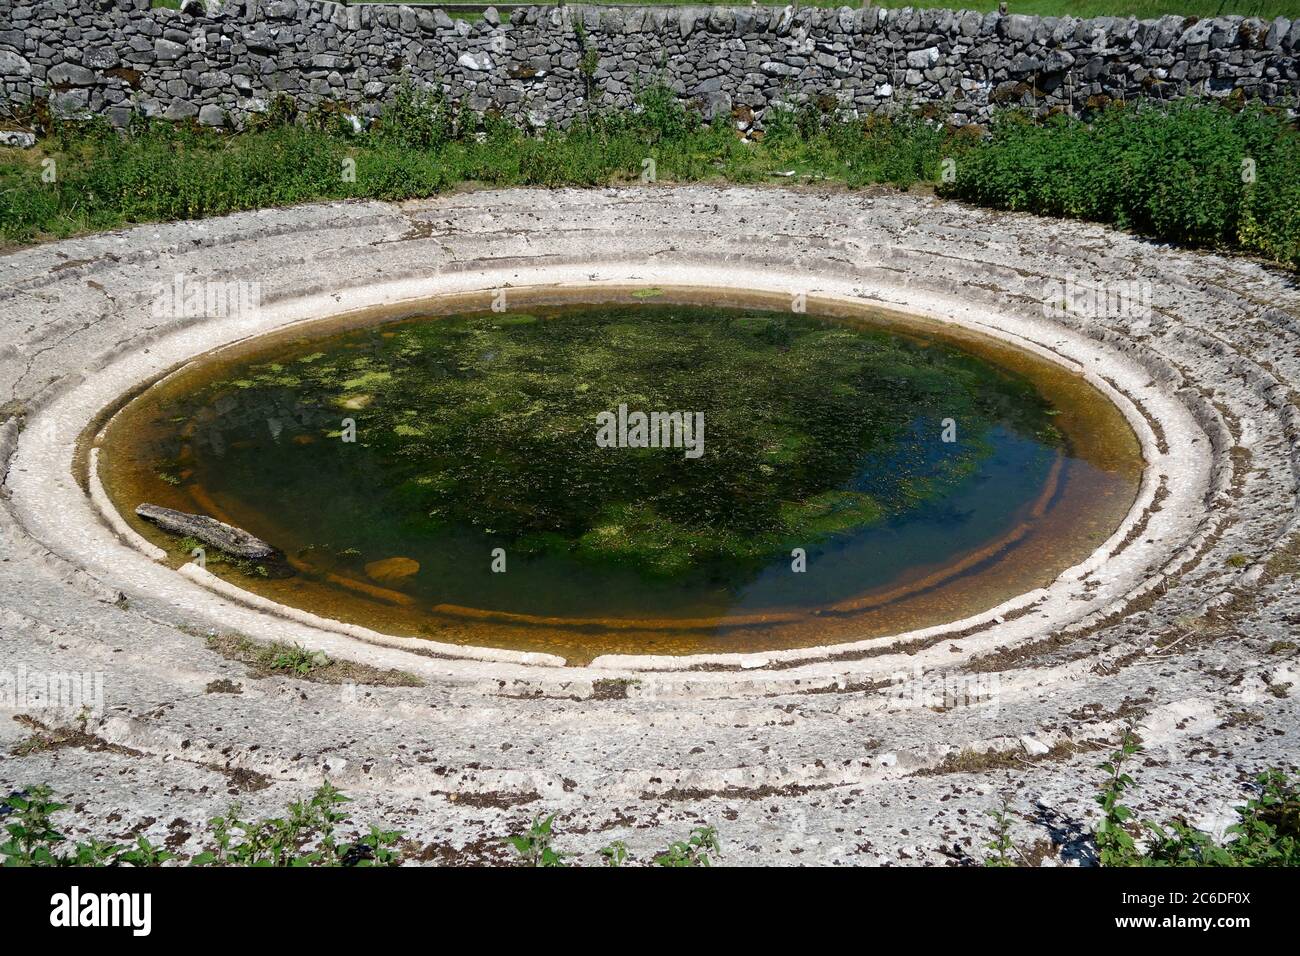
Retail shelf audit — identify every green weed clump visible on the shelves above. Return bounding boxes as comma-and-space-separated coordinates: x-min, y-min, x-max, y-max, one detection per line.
943, 100, 1300, 269
652, 825, 722, 867
506, 813, 568, 867
192, 782, 401, 867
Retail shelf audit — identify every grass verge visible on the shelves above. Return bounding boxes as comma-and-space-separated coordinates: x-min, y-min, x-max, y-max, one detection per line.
2, 86, 1297, 269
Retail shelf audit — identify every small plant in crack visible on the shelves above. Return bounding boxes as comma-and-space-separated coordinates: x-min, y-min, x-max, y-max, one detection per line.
653, 825, 721, 867
983, 797, 1019, 867
205, 632, 420, 686
598, 839, 627, 867
265, 642, 331, 676
573, 22, 599, 84
1094, 725, 1142, 866
506, 813, 567, 867
0, 786, 70, 866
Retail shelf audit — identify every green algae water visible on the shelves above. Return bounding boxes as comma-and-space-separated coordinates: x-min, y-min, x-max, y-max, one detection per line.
99, 292, 1142, 661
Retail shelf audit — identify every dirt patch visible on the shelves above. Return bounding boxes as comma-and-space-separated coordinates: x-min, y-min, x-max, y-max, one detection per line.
912, 738, 1106, 777
204, 678, 243, 694
590, 677, 636, 700
640, 781, 831, 802
9, 714, 143, 759
9, 714, 273, 795
445, 790, 540, 810
223, 766, 273, 794
1263, 530, 1300, 582
406, 836, 512, 866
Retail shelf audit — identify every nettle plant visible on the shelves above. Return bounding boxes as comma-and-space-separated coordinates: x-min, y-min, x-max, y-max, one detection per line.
652, 826, 722, 867
984, 728, 1299, 867
506, 813, 568, 868
0, 782, 400, 868
0, 785, 174, 867
1094, 727, 1143, 865
1098, 738, 1299, 868
7, 87, 1295, 269
192, 782, 401, 867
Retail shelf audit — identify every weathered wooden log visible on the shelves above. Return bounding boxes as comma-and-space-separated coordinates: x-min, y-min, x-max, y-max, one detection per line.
135, 503, 275, 560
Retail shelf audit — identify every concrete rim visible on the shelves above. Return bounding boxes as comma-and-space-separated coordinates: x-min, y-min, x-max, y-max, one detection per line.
10, 260, 1200, 685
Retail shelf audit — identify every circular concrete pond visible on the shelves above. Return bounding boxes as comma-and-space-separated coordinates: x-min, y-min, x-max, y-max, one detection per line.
95, 287, 1143, 662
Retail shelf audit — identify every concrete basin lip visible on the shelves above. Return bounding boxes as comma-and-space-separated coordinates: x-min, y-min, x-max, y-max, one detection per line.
10, 257, 1200, 680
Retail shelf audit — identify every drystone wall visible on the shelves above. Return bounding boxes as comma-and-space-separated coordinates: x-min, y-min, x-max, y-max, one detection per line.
2, 0, 1298, 131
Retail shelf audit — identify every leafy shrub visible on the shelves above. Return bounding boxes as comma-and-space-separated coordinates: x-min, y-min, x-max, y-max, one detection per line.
370, 78, 453, 150
1239, 146, 1300, 269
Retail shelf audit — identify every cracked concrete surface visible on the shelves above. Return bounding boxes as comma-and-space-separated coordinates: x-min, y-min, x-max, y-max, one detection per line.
1, 186, 1298, 865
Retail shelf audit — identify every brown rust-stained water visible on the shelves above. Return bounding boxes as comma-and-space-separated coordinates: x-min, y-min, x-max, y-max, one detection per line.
96, 288, 1143, 663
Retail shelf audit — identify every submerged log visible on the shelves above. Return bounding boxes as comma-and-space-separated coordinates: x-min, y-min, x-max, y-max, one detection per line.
135, 503, 276, 560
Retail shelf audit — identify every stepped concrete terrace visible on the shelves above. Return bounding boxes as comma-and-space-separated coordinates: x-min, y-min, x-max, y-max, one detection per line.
1, 185, 1298, 864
